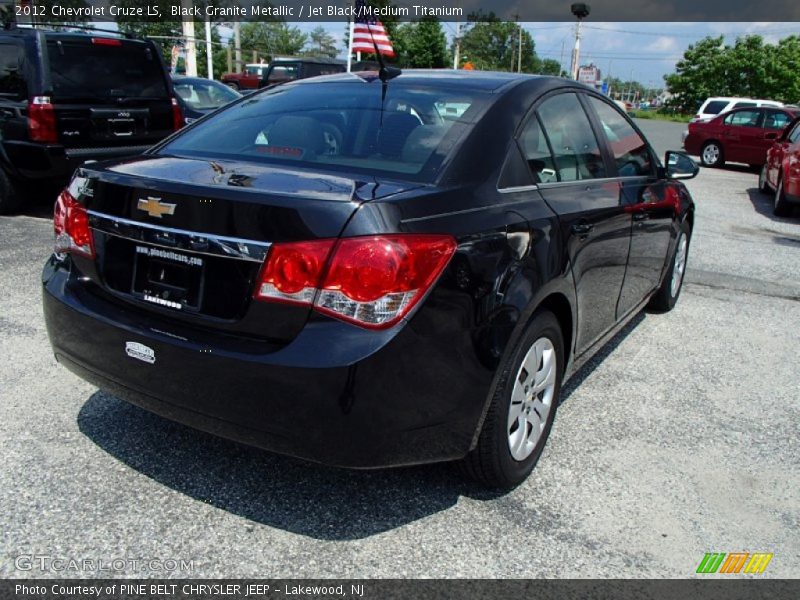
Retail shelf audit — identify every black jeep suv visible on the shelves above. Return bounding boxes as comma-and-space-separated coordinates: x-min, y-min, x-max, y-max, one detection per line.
0, 28, 180, 213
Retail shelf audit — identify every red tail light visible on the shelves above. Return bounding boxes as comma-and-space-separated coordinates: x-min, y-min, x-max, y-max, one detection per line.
91, 37, 122, 47
172, 97, 184, 130
28, 96, 57, 143
255, 234, 457, 329
54, 191, 95, 258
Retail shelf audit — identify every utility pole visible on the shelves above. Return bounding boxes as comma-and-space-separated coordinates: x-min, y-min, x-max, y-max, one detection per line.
205, 20, 213, 79
569, 3, 590, 81
181, 0, 197, 77
517, 21, 522, 72
453, 22, 461, 69
233, 21, 242, 73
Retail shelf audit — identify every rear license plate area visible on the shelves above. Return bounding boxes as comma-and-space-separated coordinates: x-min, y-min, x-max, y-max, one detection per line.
132, 246, 204, 311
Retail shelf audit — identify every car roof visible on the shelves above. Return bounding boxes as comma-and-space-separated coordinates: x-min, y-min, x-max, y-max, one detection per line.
2, 28, 146, 44
271, 56, 345, 65
294, 69, 551, 93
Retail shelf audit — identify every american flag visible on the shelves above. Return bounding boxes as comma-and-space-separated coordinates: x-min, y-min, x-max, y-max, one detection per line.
352, 0, 396, 58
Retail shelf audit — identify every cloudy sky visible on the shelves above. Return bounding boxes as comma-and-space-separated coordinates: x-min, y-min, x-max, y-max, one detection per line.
284, 21, 797, 85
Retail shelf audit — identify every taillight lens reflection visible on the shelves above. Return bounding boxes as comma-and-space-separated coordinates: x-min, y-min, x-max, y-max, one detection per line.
54, 191, 95, 258
254, 234, 457, 329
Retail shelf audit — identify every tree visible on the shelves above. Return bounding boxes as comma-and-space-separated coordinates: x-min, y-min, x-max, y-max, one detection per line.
457, 15, 537, 72
240, 22, 307, 61
305, 26, 338, 58
392, 18, 448, 68
664, 34, 800, 112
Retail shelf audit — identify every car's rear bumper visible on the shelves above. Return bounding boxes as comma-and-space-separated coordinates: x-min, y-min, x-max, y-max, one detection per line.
42, 258, 493, 469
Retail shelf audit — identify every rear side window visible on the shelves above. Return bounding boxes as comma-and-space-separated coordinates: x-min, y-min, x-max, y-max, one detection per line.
535, 93, 606, 181
160, 82, 488, 182
588, 97, 653, 177
764, 110, 792, 130
702, 100, 728, 115
0, 42, 28, 100
518, 116, 558, 183
46, 40, 168, 100
732, 101, 757, 110
723, 110, 762, 127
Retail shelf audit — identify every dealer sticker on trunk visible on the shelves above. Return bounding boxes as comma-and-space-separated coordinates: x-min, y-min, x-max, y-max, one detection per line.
125, 341, 156, 364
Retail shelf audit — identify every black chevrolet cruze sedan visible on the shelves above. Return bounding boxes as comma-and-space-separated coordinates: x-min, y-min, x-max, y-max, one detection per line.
43, 70, 697, 488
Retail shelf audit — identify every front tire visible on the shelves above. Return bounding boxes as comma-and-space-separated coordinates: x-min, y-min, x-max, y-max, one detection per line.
774, 177, 792, 217
648, 221, 690, 312
462, 310, 564, 489
759, 164, 771, 193
226, 82, 240, 91
700, 141, 724, 167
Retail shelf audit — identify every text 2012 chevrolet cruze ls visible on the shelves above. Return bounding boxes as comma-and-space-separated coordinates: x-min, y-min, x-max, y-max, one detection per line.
43, 71, 698, 488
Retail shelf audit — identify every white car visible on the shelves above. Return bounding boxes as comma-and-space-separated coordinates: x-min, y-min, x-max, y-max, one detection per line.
692, 97, 783, 123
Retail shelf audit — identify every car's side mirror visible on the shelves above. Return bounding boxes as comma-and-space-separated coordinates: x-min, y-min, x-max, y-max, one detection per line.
664, 150, 699, 180
764, 131, 779, 141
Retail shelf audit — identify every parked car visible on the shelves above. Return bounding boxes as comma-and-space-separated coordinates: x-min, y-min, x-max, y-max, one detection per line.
260, 57, 346, 89
0, 28, 180, 213
42, 72, 697, 488
220, 63, 268, 91
172, 76, 241, 125
692, 96, 783, 123
683, 106, 800, 167
760, 116, 800, 216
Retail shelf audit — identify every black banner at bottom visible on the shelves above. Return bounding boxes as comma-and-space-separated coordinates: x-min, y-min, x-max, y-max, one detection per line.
2, 580, 800, 600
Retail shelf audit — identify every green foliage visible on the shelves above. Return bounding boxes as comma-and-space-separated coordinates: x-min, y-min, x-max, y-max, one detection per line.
240, 22, 307, 61
665, 34, 800, 112
458, 15, 537, 72
305, 26, 338, 58
392, 18, 448, 68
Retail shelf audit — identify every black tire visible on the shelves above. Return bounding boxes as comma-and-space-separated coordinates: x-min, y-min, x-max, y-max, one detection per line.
759, 164, 771, 194
461, 310, 564, 489
0, 170, 23, 215
774, 176, 792, 217
700, 141, 724, 167
648, 220, 691, 312
226, 82, 240, 91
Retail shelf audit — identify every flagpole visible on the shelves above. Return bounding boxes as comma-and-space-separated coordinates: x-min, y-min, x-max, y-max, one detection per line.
347, 18, 355, 72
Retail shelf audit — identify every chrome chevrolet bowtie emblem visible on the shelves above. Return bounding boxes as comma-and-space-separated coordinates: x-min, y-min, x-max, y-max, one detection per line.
137, 197, 176, 218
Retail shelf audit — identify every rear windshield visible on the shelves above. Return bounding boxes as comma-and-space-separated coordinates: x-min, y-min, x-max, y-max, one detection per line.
702, 100, 729, 115
159, 80, 489, 181
46, 40, 168, 100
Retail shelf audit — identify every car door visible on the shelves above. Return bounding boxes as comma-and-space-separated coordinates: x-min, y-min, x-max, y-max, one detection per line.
584, 96, 673, 319
722, 109, 764, 164
526, 91, 630, 355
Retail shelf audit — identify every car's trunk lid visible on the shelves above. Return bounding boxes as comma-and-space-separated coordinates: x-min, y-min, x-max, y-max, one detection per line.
73, 155, 419, 343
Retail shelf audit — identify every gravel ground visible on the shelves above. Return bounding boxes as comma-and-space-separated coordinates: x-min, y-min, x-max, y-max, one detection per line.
1, 119, 798, 578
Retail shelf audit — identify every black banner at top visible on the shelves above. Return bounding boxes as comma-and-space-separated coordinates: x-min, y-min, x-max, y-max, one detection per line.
4, 0, 800, 22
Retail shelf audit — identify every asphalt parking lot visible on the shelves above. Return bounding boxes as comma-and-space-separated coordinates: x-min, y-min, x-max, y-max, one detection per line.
1, 119, 798, 578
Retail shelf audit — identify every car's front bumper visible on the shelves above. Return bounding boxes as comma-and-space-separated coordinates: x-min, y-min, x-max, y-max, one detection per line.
42, 258, 493, 469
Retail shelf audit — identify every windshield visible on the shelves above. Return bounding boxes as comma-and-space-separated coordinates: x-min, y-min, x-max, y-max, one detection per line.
174, 79, 241, 111
47, 40, 168, 100
159, 80, 489, 181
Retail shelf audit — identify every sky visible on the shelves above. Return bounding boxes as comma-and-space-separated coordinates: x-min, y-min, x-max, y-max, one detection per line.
276, 21, 798, 86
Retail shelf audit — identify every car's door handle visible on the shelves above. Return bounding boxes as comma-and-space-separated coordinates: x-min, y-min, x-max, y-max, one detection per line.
571, 222, 594, 235
632, 211, 650, 222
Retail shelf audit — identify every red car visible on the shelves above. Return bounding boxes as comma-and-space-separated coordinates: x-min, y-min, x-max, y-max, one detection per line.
684, 106, 799, 168
760, 116, 800, 216
220, 63, 267, 91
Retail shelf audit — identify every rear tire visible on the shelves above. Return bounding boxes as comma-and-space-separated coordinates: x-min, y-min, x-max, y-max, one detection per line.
648, 221, 691, 312
461, 310, 564, 489
700, 141, 724, 167
226, 82, 240, 91
774, 177, 792, 217
0, 170, 23, 215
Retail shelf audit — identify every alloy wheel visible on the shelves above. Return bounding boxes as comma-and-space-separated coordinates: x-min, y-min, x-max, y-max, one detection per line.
508, 337, 557, 461
670, 232, 688, 298
702, 144, 720, 165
